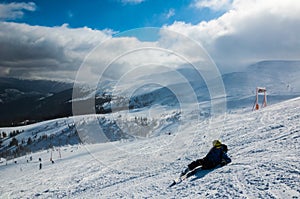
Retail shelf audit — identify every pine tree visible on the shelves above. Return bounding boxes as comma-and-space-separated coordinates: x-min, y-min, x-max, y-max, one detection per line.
27, 137, 33, 145
9, 137, 18, 147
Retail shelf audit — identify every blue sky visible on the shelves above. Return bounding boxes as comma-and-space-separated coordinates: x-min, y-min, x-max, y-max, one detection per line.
3, 0, 224, 31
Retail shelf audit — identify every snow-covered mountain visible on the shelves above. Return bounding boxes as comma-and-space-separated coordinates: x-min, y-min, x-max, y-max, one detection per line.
223, 60, 300, 110
115, 60, 300, 112
2, 60, 299, 127
224, 60, 300, 96
0, 109, 181, 158
1, 96, 299, 198
1, 60, 299, 157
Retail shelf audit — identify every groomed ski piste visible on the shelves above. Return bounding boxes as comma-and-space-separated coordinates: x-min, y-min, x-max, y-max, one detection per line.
1, 97, 300, 198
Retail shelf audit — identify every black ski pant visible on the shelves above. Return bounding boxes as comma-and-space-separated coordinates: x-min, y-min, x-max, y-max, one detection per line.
188, 159, 204, 170
188, 158, 216, 170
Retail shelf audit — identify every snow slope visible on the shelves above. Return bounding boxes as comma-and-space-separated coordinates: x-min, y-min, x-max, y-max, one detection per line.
105, 61, 300, 114
0, 109, 182, 159
1, 97, 299, 198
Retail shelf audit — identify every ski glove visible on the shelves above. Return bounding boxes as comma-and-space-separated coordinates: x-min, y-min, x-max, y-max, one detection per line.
221, 159, 227, 166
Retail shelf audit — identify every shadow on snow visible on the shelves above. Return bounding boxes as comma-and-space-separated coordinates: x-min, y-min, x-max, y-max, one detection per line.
189, 166, 222, 182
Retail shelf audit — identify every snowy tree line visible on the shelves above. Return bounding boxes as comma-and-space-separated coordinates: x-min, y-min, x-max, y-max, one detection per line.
0, 125, 80, 160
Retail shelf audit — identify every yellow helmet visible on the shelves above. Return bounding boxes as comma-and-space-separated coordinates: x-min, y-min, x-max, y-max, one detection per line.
213, 140, 222, 147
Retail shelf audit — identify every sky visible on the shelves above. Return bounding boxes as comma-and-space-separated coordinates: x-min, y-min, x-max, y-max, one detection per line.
0, 0, 225, 31
0, 0, 300, 82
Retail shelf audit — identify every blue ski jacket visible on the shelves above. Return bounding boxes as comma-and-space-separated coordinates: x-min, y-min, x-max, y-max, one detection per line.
202, 144, 231, 169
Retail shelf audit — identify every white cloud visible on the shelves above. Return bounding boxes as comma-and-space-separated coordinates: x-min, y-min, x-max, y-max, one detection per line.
0, 22, 111, 81
0, 2, 36, 20
167, 0, 300, 72
0, 23, 189, 83
2, 0, 300, 83
78, 34, 193, 84
166, 8, 175, 19
193, 0, 232, 11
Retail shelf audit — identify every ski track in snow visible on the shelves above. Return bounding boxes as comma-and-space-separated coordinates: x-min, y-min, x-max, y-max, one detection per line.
0, 98, 300, 198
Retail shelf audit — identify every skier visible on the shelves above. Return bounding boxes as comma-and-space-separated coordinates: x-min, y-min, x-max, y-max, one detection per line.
39, 158, 42, 170
181, 140, 231, 176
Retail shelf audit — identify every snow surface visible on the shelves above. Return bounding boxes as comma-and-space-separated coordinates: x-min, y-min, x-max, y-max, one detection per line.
1, 97, 299, 198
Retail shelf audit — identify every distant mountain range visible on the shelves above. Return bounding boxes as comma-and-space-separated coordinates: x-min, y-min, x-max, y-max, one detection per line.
123, 60, 300, 112
1, 60, 299, 127
0, 78, 111, 127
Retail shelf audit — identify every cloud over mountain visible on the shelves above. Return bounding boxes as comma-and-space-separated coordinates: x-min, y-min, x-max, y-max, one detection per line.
167, 0, 300, 72
0, 22, 111, 80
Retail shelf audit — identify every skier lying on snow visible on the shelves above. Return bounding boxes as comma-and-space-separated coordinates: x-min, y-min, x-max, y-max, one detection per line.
181, 140, 231, 176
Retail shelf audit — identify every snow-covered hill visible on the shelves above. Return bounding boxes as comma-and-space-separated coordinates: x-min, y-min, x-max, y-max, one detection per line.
0, 109, 181, 158
1, 60, 299, 127
107, 60, 300, 113
1, 97, 299, 198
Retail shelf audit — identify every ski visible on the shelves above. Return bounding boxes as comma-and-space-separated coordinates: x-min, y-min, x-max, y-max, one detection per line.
168, 167, 202, 188
168, 174, 188, 188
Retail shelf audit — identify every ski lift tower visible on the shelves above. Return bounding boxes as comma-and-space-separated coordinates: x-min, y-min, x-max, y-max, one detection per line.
253, 87, 267, 111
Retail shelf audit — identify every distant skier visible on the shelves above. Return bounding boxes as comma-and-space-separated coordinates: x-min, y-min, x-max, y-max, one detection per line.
39, 158, 42, 170
181, 140, 231, 176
